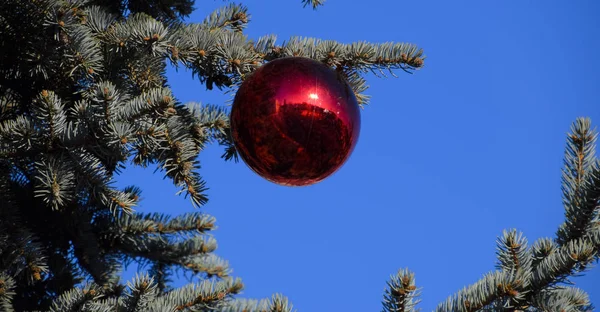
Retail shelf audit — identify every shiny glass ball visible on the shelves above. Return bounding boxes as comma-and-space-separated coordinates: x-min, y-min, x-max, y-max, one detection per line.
230, 57, 361, 186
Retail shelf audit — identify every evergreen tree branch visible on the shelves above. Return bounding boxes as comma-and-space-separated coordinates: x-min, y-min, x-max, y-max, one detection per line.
531, 237, 557, 269
108, 212, 229, 278
381, 268, 421, 312
0, 273, 16, 312
65, 148, 136, 213
122, 274, 159, 311
266, 294, 295, 312
435, 230, 598, 311
118, 211, 216, 236
259, 37, 425, 105
83, 5, 117, 36
216, 297, 274, 312
115, 87, 172, 122
202, 3, 250, 33
342, 69, 371, 106
170, 20, 424, 100
495, 229, 532, 273
81, 5, 425, 103
154, 115, 209, 207
557, 118, 600, 245
31, 90, 68, 148
530, 237, 595, 291
184, 102, 238, 161
0, 116, 36, 159
434, 119, 600, 311
435, 270, 529, 312
530, 286, 594, 312
33, 155, 76, 210
151, 277, 244, 311
264, 37, 425, 73
49, 284, 103, 312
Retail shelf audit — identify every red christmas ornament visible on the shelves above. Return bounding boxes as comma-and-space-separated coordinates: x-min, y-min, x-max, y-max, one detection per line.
230, 57, 361, 186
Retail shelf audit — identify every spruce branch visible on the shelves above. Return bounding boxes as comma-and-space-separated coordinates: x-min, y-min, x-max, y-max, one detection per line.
152, 277, 244, 311
261, 37, 424, 105
118, 211, 217, 236
495, 229, 532, 273
167, 23, 221, 68
122, 273, 159, 311
31, 90, 68, 145
162, 212, 217, 234
110, 212, 228, 278
32, 155, 76, 210
531, 237, 558, 269
126, 56, 167, 92
169, 22, 424, 98
180, 254, 231, 279
381, 269, 421, 312
84, 7, 425, 101
219, 129, 239, 162
342, 69, 371, 106
117, 227, 219, 259
87, 81, 129, 125
435, 270, 529, 312
115, 86, 174, 122
430, 118, 600, 311
217, 298, 274, 312
264, 37, 425, 73
0, 273, 16, 312
124, 13, 170, 56
83, 5, 117, 36
531, 287, 593, 312
186, 102, 230, 142
64, 24, 104, 77
49, 283, 103, 312
202, 3, 250, 33
0, 115, 36, 158
557, 118, 600, 245
154, 115, 209, 207
65, 148, 134, 214
531, 237, 597, 291
434, 227, 598, 311
217, 293, 294, 312
267, 294, 295, 312
184, 102, 238, 161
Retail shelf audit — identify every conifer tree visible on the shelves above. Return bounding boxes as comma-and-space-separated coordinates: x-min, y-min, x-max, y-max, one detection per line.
0, 1, 597, 312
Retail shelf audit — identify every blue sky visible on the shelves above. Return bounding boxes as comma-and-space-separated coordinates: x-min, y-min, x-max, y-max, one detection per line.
117, 1, 600, 310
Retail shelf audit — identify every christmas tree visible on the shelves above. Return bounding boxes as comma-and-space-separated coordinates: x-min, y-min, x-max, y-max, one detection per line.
0, 0, 598, 311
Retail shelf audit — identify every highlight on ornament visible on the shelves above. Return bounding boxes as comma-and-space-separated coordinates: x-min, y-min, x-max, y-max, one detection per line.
230, 57, 361, 187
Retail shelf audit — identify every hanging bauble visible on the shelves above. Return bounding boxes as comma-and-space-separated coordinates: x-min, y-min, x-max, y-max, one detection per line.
230, 57, 361, 186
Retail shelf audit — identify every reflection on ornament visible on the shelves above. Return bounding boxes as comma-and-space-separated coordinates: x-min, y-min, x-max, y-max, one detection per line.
230, 57, 361, 186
